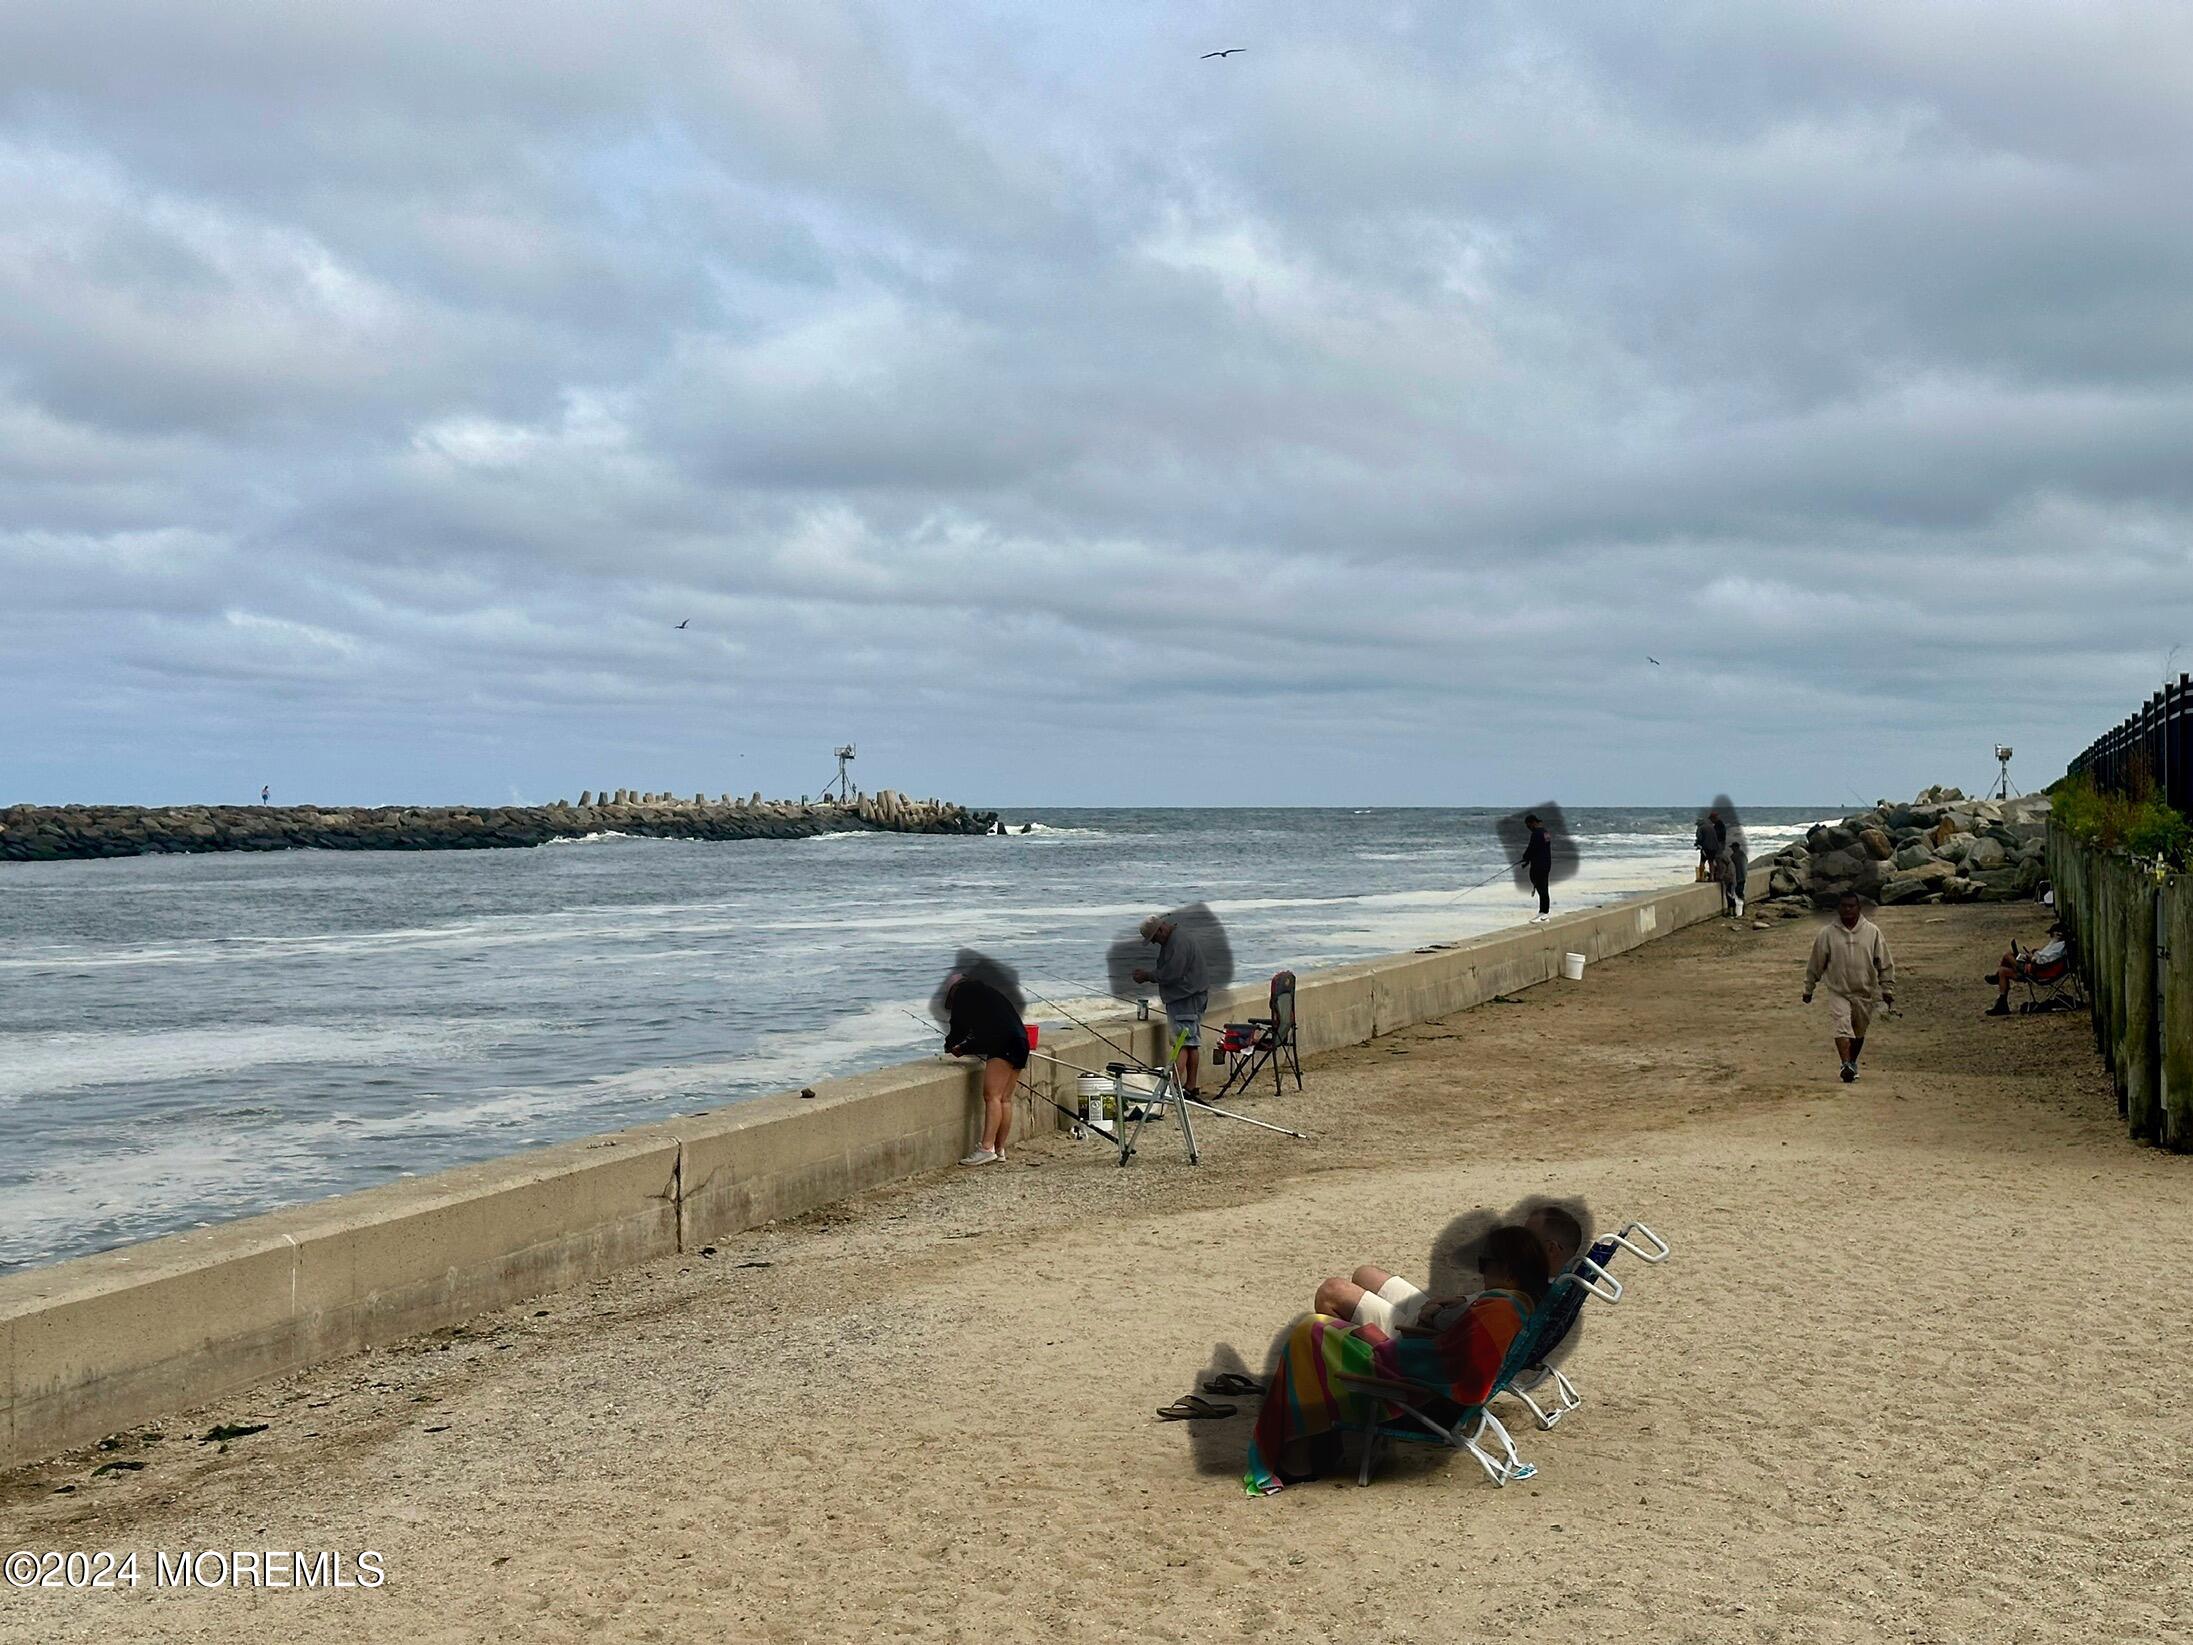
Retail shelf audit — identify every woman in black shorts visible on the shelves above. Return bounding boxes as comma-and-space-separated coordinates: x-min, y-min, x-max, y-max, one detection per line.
942, 971, 1028, 1165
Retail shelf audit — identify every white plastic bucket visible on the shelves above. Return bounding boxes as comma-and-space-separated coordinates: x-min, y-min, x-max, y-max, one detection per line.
1561, 952, 1587, 981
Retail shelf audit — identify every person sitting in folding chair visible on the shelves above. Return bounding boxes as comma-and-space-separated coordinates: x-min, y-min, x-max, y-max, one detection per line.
1133, 913, 1209, 1100
1243, 1227, 1549, 1495
1985, 926, 2072, 1017
1310, 1205, 1583, 1333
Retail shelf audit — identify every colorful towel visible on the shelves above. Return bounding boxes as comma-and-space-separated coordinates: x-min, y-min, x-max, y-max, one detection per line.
1242, 1289, 1530, 1496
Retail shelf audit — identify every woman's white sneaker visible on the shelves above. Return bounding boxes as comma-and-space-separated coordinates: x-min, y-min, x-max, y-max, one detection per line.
959, 1149, 998, 1166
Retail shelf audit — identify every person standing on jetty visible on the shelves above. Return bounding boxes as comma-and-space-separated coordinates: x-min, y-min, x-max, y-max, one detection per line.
1725, 820, 1749, 918
1521, 814, 1555, 923
1804, 892, 1895, 1084
941, 971, 1028, 1166
1695, 809, 1725, 881
1133, 914, 1209, 1099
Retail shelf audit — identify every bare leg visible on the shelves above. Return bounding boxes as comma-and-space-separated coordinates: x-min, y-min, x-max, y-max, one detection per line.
1835, 1034, 1855, 1065
982, 1058, 1016, 1155
1314, 1276, 1367, 1315
1181, 1043, 1201, 1095
1351, 1265, 1395, 1291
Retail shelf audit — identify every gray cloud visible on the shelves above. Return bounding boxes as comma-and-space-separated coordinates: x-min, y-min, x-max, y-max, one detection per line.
2, 0, 2189, 807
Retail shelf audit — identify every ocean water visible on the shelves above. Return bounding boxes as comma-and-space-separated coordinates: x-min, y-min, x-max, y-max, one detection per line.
0, 806, 1825, 1271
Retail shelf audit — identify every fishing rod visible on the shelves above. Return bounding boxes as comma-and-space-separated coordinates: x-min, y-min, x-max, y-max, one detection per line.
1020, 983, 1148, 1069
896, 1005, 1112, 1137
1443, 862, 1519, 907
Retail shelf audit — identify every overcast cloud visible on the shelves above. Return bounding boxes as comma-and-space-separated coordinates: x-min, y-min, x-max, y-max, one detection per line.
3, 0, 2189, 807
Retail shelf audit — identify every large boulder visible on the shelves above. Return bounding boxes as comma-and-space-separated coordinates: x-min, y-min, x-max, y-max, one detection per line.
1879, 874, 1933, 905
1939, 834, 1973, 864
1859, 826, 1896, 860
1929, 817, 1965, 848
1893, 840, 1936, 871
1965, 836, 2008, 872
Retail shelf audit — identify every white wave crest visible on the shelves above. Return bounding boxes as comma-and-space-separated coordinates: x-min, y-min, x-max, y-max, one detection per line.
541, 830, 632, 846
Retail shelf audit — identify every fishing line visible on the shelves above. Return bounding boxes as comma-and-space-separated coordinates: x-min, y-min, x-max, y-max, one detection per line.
899, 1005, 1114, 1136
1443, 862, 1519, 907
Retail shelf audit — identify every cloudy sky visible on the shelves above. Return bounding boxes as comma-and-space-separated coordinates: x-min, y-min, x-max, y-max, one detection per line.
3, 1, 2188, 807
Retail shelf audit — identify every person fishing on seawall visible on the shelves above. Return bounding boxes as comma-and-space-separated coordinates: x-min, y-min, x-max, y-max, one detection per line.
1133, 914, 1208, 1100
1724, 816, 1749, 919
1804, 891, 1895, 1085
1696, 809, 1726, 886
1521, 814, 1554, 924
941, 971, 1028, 1166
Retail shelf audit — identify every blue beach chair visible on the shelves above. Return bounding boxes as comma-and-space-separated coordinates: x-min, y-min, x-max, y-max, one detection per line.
1497, 1221, 1670, 1430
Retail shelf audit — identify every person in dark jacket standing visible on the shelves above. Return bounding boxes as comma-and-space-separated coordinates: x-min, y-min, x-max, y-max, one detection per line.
1133, 914, 1209, 1098
942, 972, 1028, 1165
1521, 814, 1554, 923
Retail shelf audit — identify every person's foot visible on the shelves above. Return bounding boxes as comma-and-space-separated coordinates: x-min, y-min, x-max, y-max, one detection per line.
959, 1149, 997, 1166
1839, 1060, 1857, 1083
1986, 998, 2010, 1017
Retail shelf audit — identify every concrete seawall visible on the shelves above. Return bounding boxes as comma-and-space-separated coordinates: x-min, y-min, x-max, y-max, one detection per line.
0, 789, 994, 862
0, 868, 1759, 1467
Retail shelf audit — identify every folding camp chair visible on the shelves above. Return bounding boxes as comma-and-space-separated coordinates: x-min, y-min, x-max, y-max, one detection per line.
2012, 935, 2084, 1014
1495, 1222, 1669, 1430
1214, 971, 1303, 1101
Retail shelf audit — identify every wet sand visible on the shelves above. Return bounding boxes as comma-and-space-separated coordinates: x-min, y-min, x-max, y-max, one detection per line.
5, 903, 2187, 1644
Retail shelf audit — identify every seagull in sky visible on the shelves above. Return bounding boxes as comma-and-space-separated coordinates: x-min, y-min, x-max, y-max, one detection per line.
675, 619, 689, 629
1202, 48, 1245, 59
1646, 655, 1661, 665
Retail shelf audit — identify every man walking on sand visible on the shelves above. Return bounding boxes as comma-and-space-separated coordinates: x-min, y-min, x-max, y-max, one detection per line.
1804, 891, 1894, 1084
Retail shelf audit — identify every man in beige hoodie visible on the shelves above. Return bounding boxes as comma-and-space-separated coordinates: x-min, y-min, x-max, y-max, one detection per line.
1804, 891, 1895, 1084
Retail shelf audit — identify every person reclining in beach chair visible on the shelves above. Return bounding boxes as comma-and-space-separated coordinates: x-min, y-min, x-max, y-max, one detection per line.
1985, 925, 2075, 1017
1309, 1205, 1583, 1334
1243, 1226, 1550, 1495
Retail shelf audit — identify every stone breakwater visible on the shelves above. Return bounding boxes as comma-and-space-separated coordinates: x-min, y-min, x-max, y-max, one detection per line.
0, 788, 998, 863
1757, 784, 2053, 909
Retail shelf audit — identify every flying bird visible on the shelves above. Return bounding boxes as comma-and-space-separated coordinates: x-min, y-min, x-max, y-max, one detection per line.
675, 619, 689, 629
1646, 656, 1661, 665
1202, 48, 1245, 58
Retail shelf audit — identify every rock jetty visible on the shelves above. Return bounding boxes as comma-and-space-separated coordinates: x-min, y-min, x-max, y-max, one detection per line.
0, 789, 997, 863
1757, 784, 2053, 909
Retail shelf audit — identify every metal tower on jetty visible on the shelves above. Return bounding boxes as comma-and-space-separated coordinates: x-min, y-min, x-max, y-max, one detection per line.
823, 744, 859, 802
1991, 743, 2018, 799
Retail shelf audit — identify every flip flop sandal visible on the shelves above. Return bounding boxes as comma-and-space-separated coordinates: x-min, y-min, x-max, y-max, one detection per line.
1201, 1373, 1264, 1397
1156, 1395, 1237, 1421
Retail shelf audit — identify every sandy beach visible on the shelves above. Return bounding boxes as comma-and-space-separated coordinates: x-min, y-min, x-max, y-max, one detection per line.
5, 902, 2187, 1644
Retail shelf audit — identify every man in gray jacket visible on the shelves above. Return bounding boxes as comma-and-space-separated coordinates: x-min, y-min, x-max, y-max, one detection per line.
1804, 892, 1895, 1084
1133, 914, 1209, 1098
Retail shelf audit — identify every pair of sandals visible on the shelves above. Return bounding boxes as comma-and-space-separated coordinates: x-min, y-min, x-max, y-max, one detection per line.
1155, 1372, 1264, 1421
